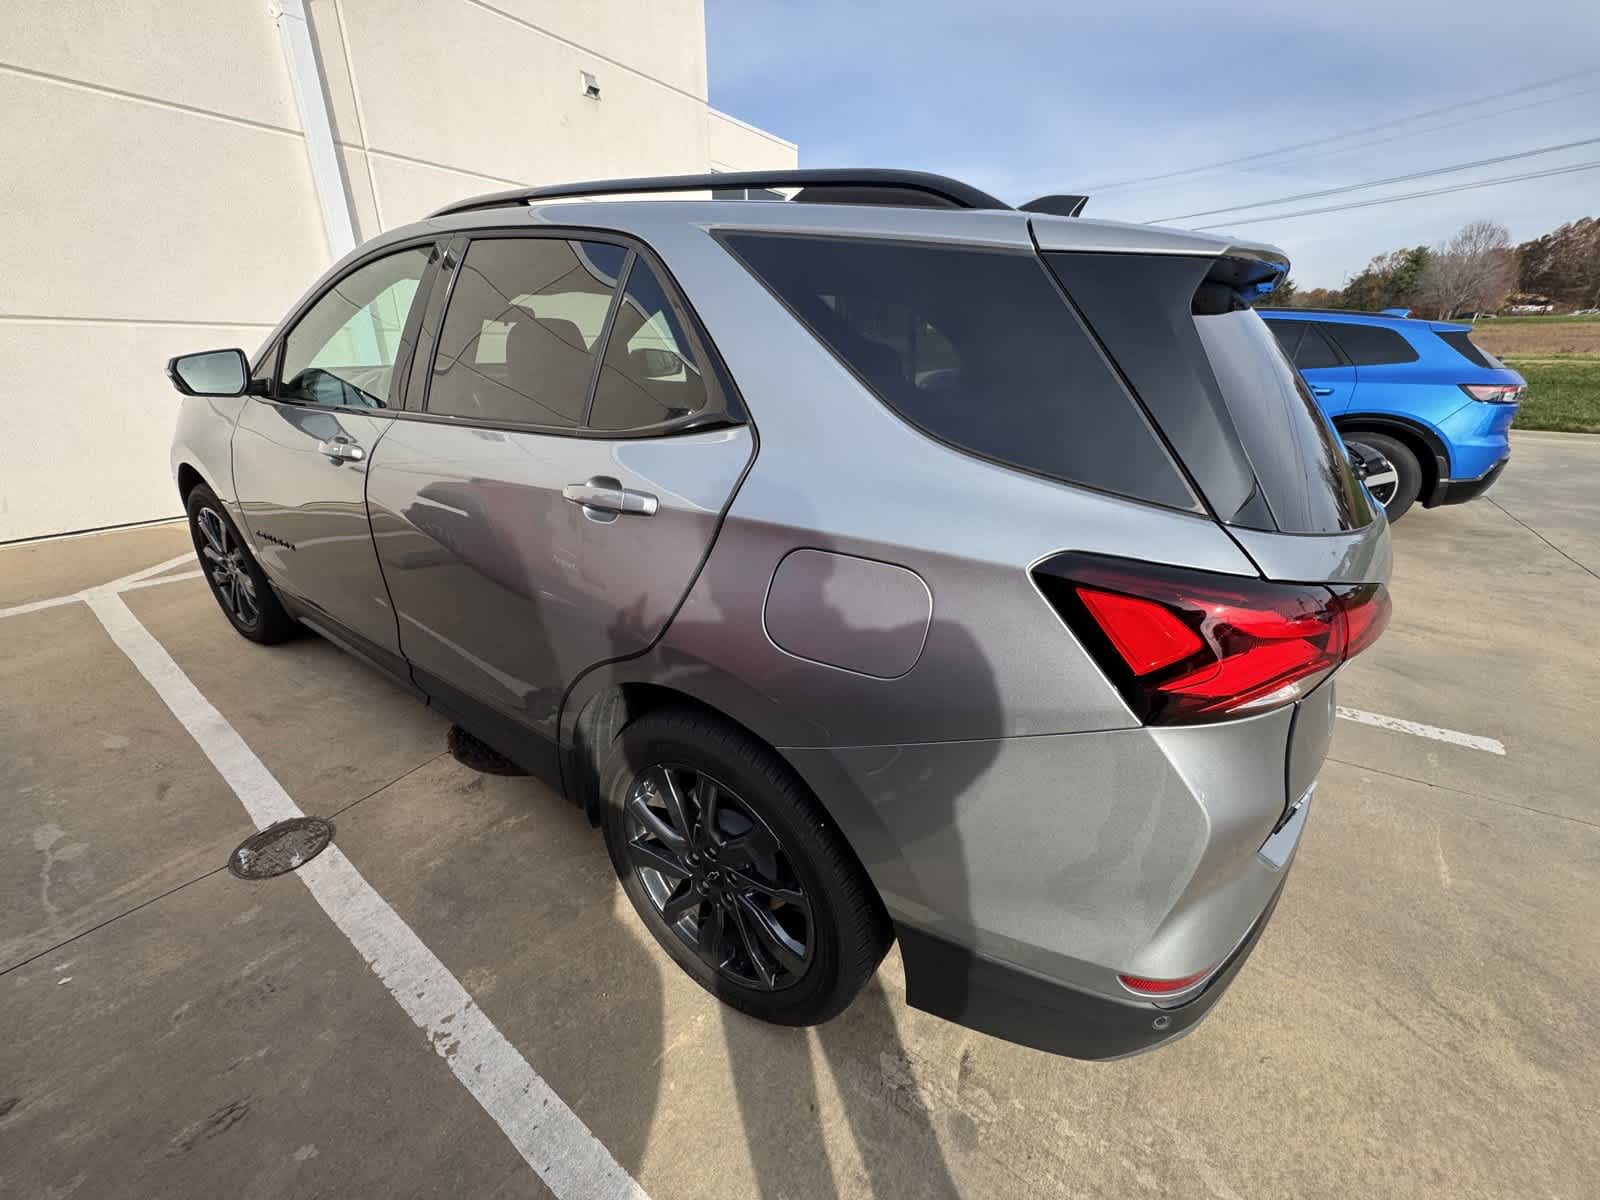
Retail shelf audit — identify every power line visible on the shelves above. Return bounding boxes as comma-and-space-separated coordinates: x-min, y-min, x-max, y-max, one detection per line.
1188, 159, 1600, 229
1152, 135, 1600, 222
1084, 66, 1600, 193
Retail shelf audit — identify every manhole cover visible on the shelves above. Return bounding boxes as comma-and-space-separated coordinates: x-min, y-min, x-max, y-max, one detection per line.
228, 817, 334, 879
447, 724, 528, 776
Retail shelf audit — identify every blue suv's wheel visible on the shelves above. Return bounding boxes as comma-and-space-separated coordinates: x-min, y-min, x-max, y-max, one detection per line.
1345, 433, 1420, 521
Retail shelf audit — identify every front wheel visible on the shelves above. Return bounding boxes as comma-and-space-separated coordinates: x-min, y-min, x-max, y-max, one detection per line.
1345, 432, 1421, 521
601, 707, 890, 1026
186, 485, 297, 644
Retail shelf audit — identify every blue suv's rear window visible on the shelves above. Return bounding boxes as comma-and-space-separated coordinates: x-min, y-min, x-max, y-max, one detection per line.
720, 232, 1202, 512
1322, 322, 1418, 366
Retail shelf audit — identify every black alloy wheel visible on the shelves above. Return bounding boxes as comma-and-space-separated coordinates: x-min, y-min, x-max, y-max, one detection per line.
623, 763, 814, 991
195, 504, 261, 630
185, 484, 297, 644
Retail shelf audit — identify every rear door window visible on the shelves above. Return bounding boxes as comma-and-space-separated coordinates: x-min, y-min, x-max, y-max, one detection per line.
589, 256, 712, 430
720, 232, 1199, 511
426, 238, 626, 427
1320, 322, 1419, 366
1293, 324, 1344, 370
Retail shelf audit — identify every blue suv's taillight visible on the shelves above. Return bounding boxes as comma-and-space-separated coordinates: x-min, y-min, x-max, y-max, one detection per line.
1461, 384, 1523, 404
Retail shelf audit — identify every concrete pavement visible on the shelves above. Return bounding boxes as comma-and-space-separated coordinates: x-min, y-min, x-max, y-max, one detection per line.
2, 431, 1596, 1199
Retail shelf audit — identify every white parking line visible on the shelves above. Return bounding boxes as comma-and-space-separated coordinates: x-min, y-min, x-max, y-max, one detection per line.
0, 553, 200, 620
1336, 706, 1506, 756
82, 584, 650, 1200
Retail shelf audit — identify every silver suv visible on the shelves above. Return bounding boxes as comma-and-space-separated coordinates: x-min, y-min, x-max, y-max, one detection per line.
167, 170, 1391, 1059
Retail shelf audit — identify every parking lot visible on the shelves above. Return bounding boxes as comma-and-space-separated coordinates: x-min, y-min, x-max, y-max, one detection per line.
3, 429, 1597, 1200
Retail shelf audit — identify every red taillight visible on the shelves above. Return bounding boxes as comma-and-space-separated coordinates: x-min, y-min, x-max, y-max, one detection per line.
1077, 588, 1203, 673
1118, 967, 1215, 996
1460, 383, 1522, 404
1034, 555, 1391, 725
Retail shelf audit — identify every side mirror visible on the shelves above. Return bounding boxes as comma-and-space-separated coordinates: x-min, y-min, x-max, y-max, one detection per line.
167, 348, 250, 397
628, 347, 684, 379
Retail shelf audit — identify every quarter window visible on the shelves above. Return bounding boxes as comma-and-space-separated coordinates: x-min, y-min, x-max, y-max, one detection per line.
1320, 322, 1419, 366
722, 232, 1196, 510
426, 238, 626, 426
280, 247, 431, 408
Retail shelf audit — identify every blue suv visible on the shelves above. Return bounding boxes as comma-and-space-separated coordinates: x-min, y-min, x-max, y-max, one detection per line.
1260, 308, 1523, 520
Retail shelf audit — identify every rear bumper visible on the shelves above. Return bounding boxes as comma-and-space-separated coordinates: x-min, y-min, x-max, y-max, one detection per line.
897, 878, 1286, 1061
1428, 455, 1508, 507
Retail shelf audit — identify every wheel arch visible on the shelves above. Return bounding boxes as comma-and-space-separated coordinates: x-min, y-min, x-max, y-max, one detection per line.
563, 679, 896, 932
1334, 413, 1450, 505
176, 462, 208, 504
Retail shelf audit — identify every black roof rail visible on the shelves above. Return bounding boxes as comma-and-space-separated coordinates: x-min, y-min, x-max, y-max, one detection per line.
428, 169, 1011, 218
1020, 194, 1089, 217
1258, 307, 1419, 319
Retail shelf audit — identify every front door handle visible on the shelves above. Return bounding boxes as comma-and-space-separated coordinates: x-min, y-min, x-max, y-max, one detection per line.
563, 476, 658, 519
317, 438, 366, 462
1310, 385, 1335, 397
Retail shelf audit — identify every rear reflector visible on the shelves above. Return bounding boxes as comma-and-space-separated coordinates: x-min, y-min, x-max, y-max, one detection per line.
1033, 554, 1392, 725
1118, 967, 1216, 996
1460, 383, 1522, 404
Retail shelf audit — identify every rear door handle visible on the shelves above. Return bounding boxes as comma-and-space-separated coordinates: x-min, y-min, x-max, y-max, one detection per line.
316, 438, 365, 462
1310, 385, 1334, 397
563, 476, 658, 519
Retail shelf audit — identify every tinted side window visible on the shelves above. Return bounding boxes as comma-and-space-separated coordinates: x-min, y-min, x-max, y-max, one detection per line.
1294, 324, 1343, 370
1265, 319, 1304, 359
426, 238, 625, 426
589, 257, 711, 431
1321, 322, 1419, 366
722, 233, 1198, 511
280, 247, 431, 408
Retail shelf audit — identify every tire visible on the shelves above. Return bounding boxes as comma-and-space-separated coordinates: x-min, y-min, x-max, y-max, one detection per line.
600, 707, 890, 1026
185, 484, 297, 644
1345, 432, 1421, 522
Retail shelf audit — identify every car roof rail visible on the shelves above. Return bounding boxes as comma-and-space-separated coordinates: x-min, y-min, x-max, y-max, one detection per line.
429, 169, 1011, 218
1019, 194, 1089, 217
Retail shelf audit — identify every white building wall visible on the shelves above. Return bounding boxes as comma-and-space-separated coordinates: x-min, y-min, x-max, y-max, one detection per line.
0, 0, 795, 542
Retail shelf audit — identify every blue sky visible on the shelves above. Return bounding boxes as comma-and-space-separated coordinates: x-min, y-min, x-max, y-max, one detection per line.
706, 0, 1600, 288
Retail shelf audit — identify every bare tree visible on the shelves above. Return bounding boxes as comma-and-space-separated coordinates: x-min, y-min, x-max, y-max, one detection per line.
1417, 220, 1518, 319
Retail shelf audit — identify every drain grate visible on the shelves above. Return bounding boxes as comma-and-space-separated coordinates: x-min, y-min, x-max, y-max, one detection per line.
446, 724, 528, 776
228, 817, 334, 879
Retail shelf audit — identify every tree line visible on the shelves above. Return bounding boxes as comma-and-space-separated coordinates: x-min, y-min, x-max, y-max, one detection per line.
1257, 215, 1600, 317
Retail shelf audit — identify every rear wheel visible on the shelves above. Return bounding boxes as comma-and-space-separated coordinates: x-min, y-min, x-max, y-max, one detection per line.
1344, 432, 1421, 521
601, 707, 890, 1026
186, 485, 297, 644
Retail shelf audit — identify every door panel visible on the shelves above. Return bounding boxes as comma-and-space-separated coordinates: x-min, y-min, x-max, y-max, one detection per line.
231, 244, 435, 659
233, 405, 400, 655
366, 421, 754, 741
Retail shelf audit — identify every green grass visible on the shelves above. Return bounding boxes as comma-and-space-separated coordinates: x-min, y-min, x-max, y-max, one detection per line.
1505, 355, 1600, 433
1471, 312, 1600, 326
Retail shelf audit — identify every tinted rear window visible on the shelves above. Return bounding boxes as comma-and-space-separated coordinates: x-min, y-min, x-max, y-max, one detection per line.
1322, 322, 1419, 366
1293, 324, 1343, 370
1194, 311, 1373, 533
1436, 328, 1499, 369
721, 233, 1199, 511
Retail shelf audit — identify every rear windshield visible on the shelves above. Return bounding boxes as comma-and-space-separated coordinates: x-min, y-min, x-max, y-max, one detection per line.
720, 232, 1200, 512
1047, 252, 1375, 534
1193, 309, 1374, 533
1435, 328, 1501, 369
